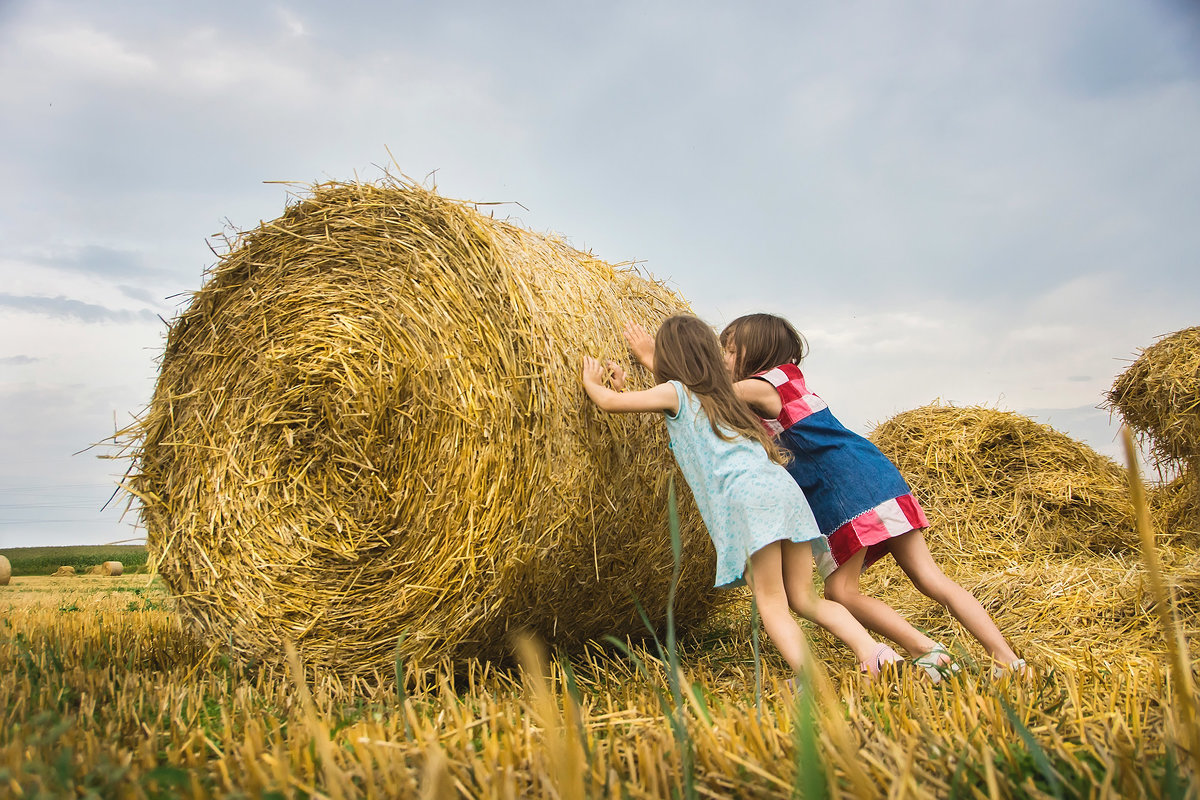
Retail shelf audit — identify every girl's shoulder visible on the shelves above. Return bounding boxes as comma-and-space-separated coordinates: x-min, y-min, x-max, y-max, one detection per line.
752, 362, 805, 385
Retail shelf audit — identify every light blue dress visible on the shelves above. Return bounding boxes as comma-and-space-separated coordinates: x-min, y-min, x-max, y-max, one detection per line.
663, 381, 828, 589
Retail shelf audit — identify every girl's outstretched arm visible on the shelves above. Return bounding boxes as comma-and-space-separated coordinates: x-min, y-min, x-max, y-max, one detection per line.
623, 322, 656, 371
582, 356, 679, 414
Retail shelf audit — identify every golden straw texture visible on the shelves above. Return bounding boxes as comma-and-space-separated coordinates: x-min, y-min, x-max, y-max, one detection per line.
1107, 325, 1200, 474
869, 404, 1134, 558
0, 555, 9, 586
120, 178, 719, 677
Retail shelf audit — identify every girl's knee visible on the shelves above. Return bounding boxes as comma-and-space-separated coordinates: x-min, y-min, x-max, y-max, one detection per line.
822, 573, 859, 605
786, 585, 820, 617
910, 569, 954, 602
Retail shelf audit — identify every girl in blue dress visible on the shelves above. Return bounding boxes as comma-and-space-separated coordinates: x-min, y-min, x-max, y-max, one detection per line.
582, 314, 903, 677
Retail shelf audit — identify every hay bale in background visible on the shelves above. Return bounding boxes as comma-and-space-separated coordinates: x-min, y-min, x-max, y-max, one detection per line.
122, 177, 717, 677
103, 560, 124, 576
1106, 325, 1200, 474
0, 555, 9, 586
52, 566, 76, 577
869, 404, 1134, 557
87, 564, 107, 576
1106, 325, 1200, 540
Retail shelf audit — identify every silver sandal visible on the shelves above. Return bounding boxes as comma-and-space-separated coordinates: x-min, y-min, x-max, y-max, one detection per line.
913, 643, 960, 684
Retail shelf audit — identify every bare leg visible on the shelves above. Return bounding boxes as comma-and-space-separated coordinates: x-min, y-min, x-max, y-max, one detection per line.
890, 530, 1019, 665
745, 540, 882, 667
823, 546, 940, 658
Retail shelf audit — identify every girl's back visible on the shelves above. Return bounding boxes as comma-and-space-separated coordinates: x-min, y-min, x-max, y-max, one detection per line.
661, 379, 825, 589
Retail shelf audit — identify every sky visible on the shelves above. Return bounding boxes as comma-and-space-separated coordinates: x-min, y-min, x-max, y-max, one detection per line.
1, 1, 1198, 547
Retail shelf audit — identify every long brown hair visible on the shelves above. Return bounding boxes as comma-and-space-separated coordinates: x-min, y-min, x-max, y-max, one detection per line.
719, 313, 808, 381
653, 315, 786, 463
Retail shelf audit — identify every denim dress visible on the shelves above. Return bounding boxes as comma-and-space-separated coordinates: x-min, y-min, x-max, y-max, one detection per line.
753, 364, 929, 575
663, 381, 828, 589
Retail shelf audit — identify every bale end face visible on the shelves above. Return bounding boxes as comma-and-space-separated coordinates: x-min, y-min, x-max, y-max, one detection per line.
123, 177, 719, 676
0, 555, 10, 586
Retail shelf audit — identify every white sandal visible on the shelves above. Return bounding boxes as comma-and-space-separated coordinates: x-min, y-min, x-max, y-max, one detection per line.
991, 658, 1028, 679
913, 643, 960, 684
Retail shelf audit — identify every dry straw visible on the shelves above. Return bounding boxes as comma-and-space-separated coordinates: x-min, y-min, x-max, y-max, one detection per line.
869, 403, 1134, 558
1106, 325, 1200, 475
0, 554, 10, 586
119, 177, 718, 677
52, 566, 76, 577
87, 561, 124, 576
1106, 325, 1200, 540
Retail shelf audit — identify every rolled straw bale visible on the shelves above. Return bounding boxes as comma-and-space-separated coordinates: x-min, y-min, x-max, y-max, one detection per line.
122, 177, 718, 676
0, 555, 10, 586
52, 565, 76, 577
869, 404, 1134, 557
1106, 326, 1200, 474
103, 560, 124, 576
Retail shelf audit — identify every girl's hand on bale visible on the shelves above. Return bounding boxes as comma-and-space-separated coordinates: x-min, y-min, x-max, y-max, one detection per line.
623, 321, 656, 371
581, 356, 607, 389
606, 360, 627, 391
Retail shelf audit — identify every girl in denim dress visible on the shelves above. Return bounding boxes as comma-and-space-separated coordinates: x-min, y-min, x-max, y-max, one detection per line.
582, 314, 903, 677
713, 313, 1025, 679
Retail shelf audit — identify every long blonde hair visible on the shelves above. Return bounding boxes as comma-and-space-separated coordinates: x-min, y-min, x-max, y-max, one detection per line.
653, 315, 786, 464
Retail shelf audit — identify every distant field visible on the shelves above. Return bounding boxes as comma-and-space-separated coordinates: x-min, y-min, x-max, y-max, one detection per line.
0, 544, 149, 576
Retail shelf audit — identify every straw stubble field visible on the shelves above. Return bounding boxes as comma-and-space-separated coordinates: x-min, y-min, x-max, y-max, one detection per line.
2, 500, 1198, 799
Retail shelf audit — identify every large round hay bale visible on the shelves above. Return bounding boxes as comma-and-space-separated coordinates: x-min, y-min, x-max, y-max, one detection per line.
869, 404, 1134, 556
125, 178, 717, 676
0, 555, 10, 586
52, 565, 76, 577
103, 560, 124, 576
1106, 325, 1200, 473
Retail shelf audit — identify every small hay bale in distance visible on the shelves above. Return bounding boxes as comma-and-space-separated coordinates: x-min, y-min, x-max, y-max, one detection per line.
87, 564, 107, 576
125, 178, 718, 676
52, 565, 76, 577
0, 555, 10, 586
103, 560, 124, 576
1106, 325, 1200, 474
869, 404, 1134, 557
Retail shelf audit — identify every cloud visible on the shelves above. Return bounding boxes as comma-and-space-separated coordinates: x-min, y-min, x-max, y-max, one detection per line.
0, 355, 39, 365
118, 284, 165, 305
0, 294, 160, 324
24, 244, 155, 279
24, 24, 156, 83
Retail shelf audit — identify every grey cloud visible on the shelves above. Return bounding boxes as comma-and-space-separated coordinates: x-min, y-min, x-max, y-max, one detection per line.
118, 284, 166, 306
28, 244, 154, 278
0, 355, 39, 365
0, 293, 159, 323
